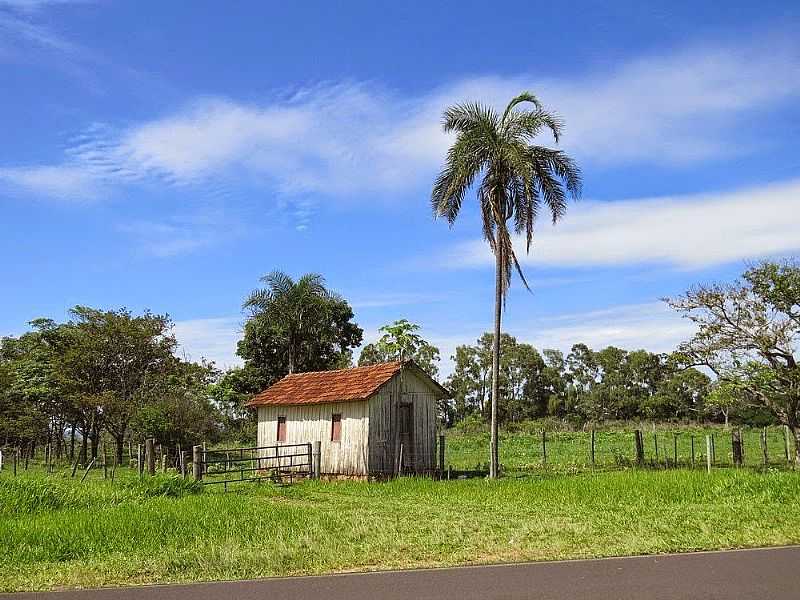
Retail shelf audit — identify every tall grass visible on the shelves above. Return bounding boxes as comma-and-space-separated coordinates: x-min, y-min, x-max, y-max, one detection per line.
1, 468, 799, 592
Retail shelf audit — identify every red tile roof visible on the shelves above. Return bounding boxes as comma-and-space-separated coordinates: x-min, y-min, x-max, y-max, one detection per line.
245, 361, 404, 407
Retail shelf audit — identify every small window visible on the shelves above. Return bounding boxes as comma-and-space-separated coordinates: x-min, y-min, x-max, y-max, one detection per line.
331, 413, 342, 442
277, 416, 287, 442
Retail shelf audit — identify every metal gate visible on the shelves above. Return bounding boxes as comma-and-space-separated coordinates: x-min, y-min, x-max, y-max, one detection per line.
196, 442, 312, 486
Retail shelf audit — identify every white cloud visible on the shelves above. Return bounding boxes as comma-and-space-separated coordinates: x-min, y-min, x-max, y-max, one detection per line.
118, 210, 245, 258
0, 164, 100, 199
524, 303, 694, 356
441, 179, 800, 270
173, 317, 243, 369
7, 31, 793, 201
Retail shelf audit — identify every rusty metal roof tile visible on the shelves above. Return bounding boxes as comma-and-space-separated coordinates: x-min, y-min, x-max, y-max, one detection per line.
245, 361, 403, 407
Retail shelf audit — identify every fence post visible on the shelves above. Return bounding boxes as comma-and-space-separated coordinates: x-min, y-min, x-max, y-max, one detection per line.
673, 434, 678, 467
137, 444, 143, 478
439, 434, 446, 473
13, 449, 17, 476
192, 445, 203, 481
312, 441, 321, 480
784, 426, 791, 464
146, 438, 156, 475
711, 434, 716, 465
590, 429, 596, 466
706, 435, 712, 474
653, 431, 659, 463
635, 430, 644, 466
690, 435, 695, 468
761, 427, 769, 467
102, 443, 108, 479
732, 429, 743, 467
541, 430, 547, 465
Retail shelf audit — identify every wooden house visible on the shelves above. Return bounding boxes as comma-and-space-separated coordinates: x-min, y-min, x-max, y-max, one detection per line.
246, 360, 449, 476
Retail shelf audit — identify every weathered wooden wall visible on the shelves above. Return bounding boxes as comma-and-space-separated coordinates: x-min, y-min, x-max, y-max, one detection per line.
257, 366, 439, 476
257, 401, 370, 475
368, 367, 438, 475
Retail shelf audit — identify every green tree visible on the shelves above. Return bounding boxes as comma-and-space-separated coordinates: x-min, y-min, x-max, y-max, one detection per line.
132, 360, 220, 449
668, 259, 800, 462
240, 271, 362, 388
55, 307, 178, 462
432, 93, 582, 477
358, 319, 440, 378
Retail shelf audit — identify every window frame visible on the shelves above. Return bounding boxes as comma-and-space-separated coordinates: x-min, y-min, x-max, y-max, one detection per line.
276, 415, 287, 442
330, 413, 342, 443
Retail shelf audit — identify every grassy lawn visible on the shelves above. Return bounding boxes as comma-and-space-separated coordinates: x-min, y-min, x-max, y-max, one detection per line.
2, 466, 800, 592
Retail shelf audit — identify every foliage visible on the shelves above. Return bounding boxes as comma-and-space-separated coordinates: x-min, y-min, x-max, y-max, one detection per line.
668, 259, 800, 460
445, 335, 710, 426
239, 271, 362, 387
358, 319, 441, 378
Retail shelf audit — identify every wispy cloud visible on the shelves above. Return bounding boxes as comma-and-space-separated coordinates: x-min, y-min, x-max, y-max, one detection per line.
118, 210, 247, 258
439, 179, 800, 271
524, 302, 694, 355
172, 316, 243, 369
5, 31, 798, 203
350, 292, 449, 309
0, 164, 102, 200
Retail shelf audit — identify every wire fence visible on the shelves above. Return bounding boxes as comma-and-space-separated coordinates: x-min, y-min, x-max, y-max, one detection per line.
444, 426, 798, 474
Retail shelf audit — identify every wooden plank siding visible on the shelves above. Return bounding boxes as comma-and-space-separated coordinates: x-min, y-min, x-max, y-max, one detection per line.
257, 366, 440, 476
368, 368, 438, 475
257, 401, 370, 475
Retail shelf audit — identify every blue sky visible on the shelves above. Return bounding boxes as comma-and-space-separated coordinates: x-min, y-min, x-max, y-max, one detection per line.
2, 0, 800, 375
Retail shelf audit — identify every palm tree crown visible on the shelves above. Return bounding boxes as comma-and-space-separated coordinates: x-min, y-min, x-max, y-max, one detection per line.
432, 92, 582, 294
243, 271, 338, 374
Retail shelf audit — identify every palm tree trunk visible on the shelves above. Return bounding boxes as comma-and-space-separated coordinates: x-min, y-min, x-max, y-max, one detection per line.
490, 247, 502, 479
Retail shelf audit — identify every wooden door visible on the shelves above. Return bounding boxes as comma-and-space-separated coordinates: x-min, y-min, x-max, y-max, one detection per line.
398, 403, 413, 473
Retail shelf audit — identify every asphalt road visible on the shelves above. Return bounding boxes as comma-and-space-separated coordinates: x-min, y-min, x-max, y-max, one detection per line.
5, 546, 799, 600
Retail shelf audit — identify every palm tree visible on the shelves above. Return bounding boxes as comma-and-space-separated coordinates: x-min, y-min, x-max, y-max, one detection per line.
432, 92, 582, 478
243, 271, 336, 374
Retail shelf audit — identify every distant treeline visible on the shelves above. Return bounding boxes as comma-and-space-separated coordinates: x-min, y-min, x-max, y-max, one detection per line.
442, 334, 754, 427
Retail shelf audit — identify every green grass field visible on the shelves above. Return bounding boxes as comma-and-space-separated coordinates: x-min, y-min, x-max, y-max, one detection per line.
444, 423, 796, 473
2, 464, 800, 592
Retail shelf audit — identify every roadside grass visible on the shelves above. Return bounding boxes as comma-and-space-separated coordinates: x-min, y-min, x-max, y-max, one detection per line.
445, 423, 796, 473
1, 467, 800, 592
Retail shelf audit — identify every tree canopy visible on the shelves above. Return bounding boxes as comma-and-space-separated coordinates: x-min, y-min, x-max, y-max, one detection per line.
358, 319, 440, 378
668, 259, 800, 460
239, 272, 362, 389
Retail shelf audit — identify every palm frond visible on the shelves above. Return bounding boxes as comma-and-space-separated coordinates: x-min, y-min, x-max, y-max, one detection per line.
501, 91, 542, 124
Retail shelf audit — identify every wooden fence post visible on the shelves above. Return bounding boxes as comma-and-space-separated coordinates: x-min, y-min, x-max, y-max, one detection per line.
761, 427, 769, 467
590, 429, 596, 466
145, 438, 156, 475
653, 431, 659, 463
137, 444, 143, 478
439, 434, 446, 473
673, 434, 678, 467
690, 436, 696, 468
541, 430, 547, 465
102, 443, 108, 479
13, 449, 17, 476
711, 433, 716, 465
706, 435, 712, 474
784, 426, 791, 464
635, 430, 644, 466
312, 441, 321, 479
732, 429, 743, 467
192, 445, 203, 481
